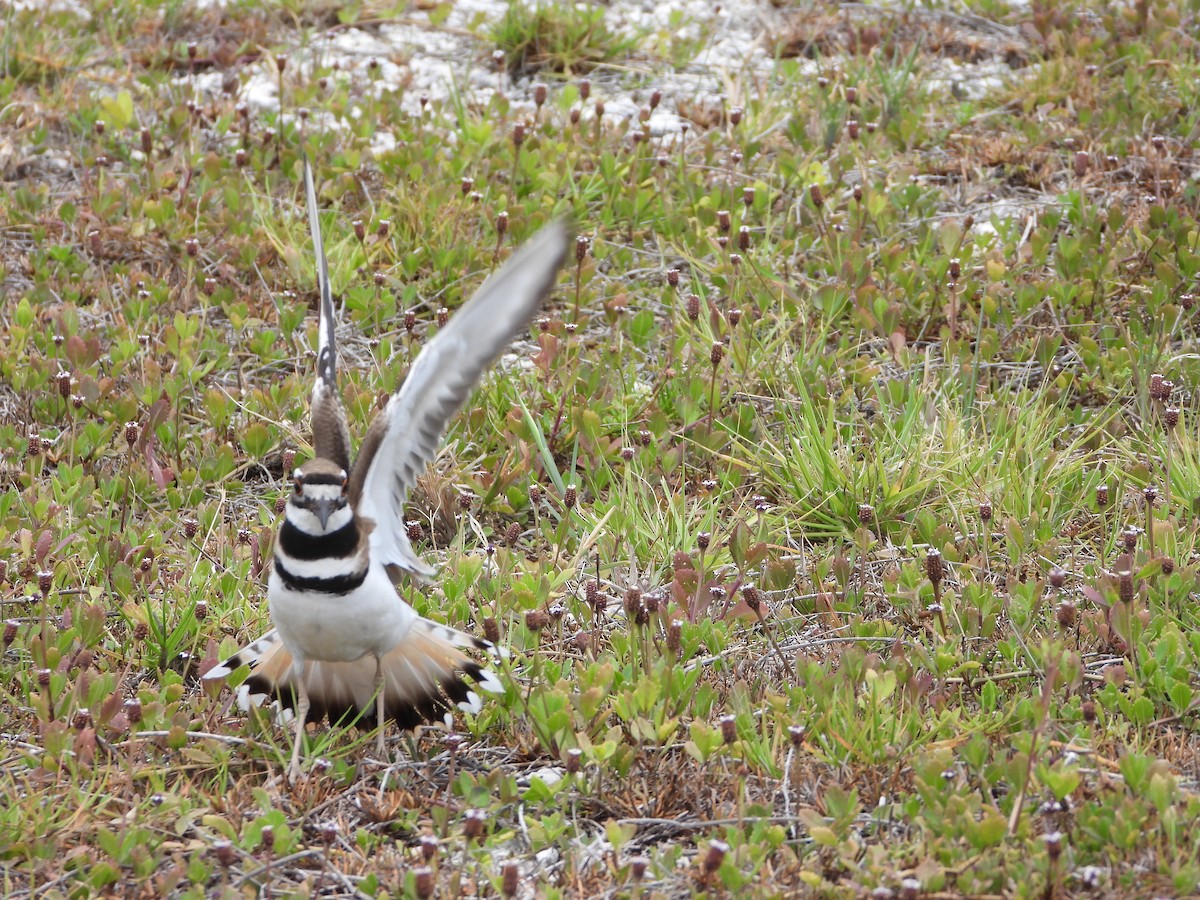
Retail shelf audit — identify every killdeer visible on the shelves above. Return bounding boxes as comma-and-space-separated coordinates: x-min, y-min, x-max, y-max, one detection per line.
204, 157, 569, 781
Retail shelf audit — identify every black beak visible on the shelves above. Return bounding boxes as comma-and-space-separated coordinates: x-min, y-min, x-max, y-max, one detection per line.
313, 498, 336, 530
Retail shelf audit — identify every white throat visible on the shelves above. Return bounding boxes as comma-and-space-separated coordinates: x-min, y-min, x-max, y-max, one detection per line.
285, 500, 354, 536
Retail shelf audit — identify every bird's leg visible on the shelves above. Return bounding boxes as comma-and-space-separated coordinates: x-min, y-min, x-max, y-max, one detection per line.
288, 661, 311, 783
374, 653, 387, 757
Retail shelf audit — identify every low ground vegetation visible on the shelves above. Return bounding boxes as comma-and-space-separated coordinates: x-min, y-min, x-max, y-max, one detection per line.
2, 0, 1200, 896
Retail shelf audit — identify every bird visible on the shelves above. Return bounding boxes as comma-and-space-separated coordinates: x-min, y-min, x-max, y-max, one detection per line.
203, 156, 570, 781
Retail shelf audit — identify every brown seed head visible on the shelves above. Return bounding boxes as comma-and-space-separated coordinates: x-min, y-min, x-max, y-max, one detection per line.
56, 370, 72, 398
404, 310, 417, 332
858, 503, 874, 525
213, 841, 237, 868
667, 619, 682, 656
134, 621, 148, 641
124, 698, 143, 725
719, 714, 737, 744
1118, 570, 1134, 604
623, 586, 642, 617
483, 617, 500, 645
630, 856, 648, 881
496, 210, 509, 237
37, 668, 51, 688
578, 79, 590, 101
703, 840, 728, 873
1096, 484, 1109, 508
512, 122, 525, 148
501, 860, 520, 897
743, 584, 761, 611
1164, 407, 1179, 430
710, 341, 724, 366
463, 809, 486, 841
788, 724, 805, 746
414, 867, 434, 899
1044, 831, 1063, 862
194, 600, 207, 621
809, 184, 824, 208
419, 835, 439, 862
1081, 700, 1096, 723
525, 609, 548, 633
697, 531, 711, 551
738, 225, 750, 251
686, 293, 700, 321
1056, 598, 1077, 629
717, 209, 730, 233
1049, 566, 1066, 589
124, 421, 139, 447
406, 520, 424, 543
1149, 373, 1166, 401
847, 119, 859, 140
38, 570, 52, 597
563, 484, 577, 509
533, 82, 547, 107
1159, 555, 1175, 575
3, 620, 17, 646
729, 106, 742, 126
504, 521, 521, 545
1123, 527, 1138, 552
925, 548, 944, 585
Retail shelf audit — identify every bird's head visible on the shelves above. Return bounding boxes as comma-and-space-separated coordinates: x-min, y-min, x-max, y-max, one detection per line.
288, 459, 350, 533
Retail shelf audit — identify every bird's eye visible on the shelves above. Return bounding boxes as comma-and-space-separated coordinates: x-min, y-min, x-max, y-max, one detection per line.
341, 472, 349, 495
293, 473, 304, 495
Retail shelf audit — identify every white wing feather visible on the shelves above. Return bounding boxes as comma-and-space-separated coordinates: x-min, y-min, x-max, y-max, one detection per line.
355, 220, 570, 576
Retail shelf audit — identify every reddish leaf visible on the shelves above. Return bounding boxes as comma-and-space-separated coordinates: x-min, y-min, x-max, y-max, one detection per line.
34, 530, 53, 565
532, 333, 559, 376
143, 434, 173, 489
761, 558, 797, 592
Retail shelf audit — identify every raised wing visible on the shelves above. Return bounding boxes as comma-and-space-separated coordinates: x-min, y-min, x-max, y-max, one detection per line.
349, 219, 571, 577
304, 155, 353, 472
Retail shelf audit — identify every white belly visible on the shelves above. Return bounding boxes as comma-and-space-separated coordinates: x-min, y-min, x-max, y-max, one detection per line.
267, 563, 417, 664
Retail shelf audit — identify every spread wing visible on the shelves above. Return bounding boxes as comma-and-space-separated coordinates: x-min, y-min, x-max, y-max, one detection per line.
348, 219, 571, 577
304, 155, 353, 472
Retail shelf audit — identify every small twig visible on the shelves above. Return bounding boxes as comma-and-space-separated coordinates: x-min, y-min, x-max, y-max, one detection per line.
237, 849, 322, 886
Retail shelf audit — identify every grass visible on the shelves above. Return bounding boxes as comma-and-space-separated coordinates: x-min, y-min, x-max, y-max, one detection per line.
2, 0, 1200, 896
